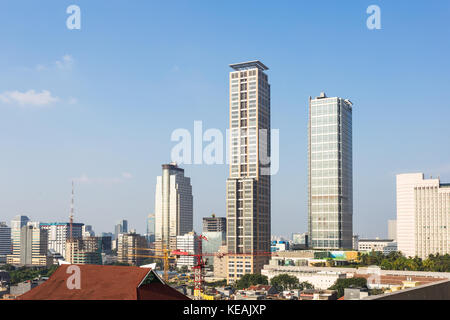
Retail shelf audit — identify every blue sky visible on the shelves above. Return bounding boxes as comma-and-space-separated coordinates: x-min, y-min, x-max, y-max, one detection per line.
0, 1, 449, 238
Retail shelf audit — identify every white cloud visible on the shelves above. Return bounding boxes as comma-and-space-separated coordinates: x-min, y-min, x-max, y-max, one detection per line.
72, 173, 133, 185
56, 54, 74, 70
122, 172, 133, 179
68, 97, 78, 104
35, 64, 47, 72
0, 89, 59, 106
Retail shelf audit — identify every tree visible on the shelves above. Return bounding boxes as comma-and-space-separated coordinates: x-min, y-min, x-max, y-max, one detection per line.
328, 277, 367, 298
299, 281, 314, 290
179, 265, 189, 274
270, 274, 299, 291
235, 274, 268, 290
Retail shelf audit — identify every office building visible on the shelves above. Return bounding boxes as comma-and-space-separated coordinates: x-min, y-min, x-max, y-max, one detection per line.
358, 239, 398, 255
202, 214, 226, 232
114, 219, 128, 240
155, 163, 193, 251
352, 235, 359, 251
0, 222, 11, 263
388, 219, 397, 241
82, 225, 95, 237
40, 222, 83, 258
146, 213, 155, 243
308, 92, 353, 249
226, 61, 271, 283
202, 231, 226, 266
7, 222, 51, 266
117, 232, 148, 266
396, 173, 450, 259
175, 232, 199, 269
65, 237, 102, 265
10, 215, 30, 259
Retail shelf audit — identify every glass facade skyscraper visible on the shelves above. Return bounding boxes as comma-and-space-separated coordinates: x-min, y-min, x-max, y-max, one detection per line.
308, 92, 353, 249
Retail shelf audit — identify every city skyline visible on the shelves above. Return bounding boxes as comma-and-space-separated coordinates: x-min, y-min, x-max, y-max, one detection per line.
1, 1, 450, 239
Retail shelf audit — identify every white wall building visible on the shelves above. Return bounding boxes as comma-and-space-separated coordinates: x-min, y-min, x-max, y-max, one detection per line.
176, 232, 198, 268
155, 163, 193, 251
396, 173, 450, 259
358, 239, 397, 255
155, 163, 193, 250
261, 265, 346, 290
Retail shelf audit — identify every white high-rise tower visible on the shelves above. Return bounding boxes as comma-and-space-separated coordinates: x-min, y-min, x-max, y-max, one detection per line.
155, 163, 193, 251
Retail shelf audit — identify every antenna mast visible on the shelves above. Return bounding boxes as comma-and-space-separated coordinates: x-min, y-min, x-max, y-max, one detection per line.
69, 180, 74, 240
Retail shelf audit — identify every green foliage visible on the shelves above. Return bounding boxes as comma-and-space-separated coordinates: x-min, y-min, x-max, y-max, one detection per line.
355, 252, 450, 272
270, 273, 313, 291
328, 277, 367, 298
107, 262, 130, 266
235, 274, 268, 290
138, 257, 163, 269
7, 265, 58, 285
205, 279, 227, 287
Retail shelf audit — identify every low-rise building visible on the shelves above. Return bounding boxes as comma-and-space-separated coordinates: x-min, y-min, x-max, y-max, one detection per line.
262, 265, 347, 290
358, 239, 397, 255
299, 289, 337, 300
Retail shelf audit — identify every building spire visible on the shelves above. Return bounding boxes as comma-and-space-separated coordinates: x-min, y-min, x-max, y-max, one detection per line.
69, 180, 74, 240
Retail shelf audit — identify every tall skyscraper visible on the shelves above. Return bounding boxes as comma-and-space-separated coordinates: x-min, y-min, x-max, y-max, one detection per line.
155, 163, 193, 251
0, 222, 11, 263
10, 215, 30, 259
308, 92, 353, 249
396, 173, 450, 259
226, 61, 271, 282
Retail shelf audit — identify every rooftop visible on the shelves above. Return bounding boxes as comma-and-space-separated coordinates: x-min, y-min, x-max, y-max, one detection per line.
229, 60, 268, 71
17, 264, 190, 300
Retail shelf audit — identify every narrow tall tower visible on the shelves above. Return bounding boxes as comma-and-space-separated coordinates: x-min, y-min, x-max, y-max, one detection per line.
154, 163, 193, 251
308, 92, 353, 249
226, 61, 271, 283
69, 180, 74, 240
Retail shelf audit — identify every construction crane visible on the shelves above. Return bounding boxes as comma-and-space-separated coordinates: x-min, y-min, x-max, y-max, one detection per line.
172, 245, 278, 300
128, 247, 175, 282
130, 240, 277, 299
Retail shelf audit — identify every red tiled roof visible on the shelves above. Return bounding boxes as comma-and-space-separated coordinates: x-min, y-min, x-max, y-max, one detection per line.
247, 285, 273, 291
17, 264, 189, 300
